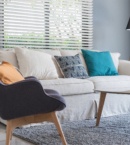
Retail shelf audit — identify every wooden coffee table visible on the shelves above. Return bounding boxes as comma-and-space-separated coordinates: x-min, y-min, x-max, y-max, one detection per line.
96, 90, 130, 126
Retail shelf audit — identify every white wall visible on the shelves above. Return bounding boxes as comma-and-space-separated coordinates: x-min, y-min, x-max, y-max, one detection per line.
94, 0, 130, 59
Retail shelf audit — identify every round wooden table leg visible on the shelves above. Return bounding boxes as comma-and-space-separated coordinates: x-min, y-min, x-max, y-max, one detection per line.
96, 92, 106, 126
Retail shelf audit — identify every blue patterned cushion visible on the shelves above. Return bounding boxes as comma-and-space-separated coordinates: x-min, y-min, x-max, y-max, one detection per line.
54, 54, 88, 79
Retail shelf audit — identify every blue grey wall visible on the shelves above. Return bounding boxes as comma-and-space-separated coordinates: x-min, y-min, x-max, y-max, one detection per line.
94, 0, 130, 59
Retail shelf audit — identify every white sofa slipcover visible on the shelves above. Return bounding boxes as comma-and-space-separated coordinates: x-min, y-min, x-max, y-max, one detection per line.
88, 75, 130, 92
0, 48, 130, 125
40, 78, 94, 96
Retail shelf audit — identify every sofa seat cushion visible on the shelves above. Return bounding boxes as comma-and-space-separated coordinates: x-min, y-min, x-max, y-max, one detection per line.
88, 75, 130, 91
40, 78, 94, 96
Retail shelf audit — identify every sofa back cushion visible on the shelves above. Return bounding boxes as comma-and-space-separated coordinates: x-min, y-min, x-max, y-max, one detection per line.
60, 49, 120, 72
31, 49, 63, 78
60, 50, 88, 71
110, 53, 120, 71
0, 48, 120, 79
0, 49, 19, 68
15, 47, 59, 80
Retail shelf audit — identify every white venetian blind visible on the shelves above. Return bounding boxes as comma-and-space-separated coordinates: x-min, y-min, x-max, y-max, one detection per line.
0, 0, 93, 49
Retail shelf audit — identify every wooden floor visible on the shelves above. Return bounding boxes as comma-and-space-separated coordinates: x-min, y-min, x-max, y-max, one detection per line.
0, 123, 33, 145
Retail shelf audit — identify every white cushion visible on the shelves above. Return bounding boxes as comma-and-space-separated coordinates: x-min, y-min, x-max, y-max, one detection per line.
88, 75, 130, 92
110, 53, 120, 70
60, 49, 88, 71
0, 50, 19, 68
118, 60, 130, 75
33, 49, 63, 78
60, 49, 81, 56
40, 78, 94, 95
34, 49, 61, 56
15, 47, 58, 79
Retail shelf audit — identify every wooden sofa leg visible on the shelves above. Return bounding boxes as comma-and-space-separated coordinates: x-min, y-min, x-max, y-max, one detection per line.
6, 121, 12, 145
51, 112, 67, 145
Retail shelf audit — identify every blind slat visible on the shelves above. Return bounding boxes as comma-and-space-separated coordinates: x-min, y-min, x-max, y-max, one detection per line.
0, 0, 93, 49
2, 42, 93, 45
2, 46, 93, 50
2, 24, 93, 30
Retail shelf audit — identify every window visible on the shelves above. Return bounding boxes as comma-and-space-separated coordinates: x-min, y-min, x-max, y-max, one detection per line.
0, 0, 93, 49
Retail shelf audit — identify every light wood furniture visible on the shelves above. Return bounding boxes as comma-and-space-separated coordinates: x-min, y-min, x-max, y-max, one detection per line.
96, 90, 130, 126
6, 111, 67, 145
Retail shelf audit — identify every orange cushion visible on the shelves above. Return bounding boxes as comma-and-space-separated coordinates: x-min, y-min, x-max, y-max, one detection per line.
0, 61, 24, 84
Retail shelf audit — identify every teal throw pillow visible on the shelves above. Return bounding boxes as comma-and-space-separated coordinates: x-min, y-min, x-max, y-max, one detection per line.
81, 49, 118, 76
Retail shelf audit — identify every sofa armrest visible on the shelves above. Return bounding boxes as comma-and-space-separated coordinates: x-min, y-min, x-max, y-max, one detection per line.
118, 60, 130, 75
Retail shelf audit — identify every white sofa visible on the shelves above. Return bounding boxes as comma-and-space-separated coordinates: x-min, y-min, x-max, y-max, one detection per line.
1, 48, 130, 125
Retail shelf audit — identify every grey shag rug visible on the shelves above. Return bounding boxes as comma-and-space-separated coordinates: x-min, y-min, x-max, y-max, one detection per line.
13, 114, 130, 145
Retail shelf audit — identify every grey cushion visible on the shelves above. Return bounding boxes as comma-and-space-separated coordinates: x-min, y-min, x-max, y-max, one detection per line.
54, 54, 88, 79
